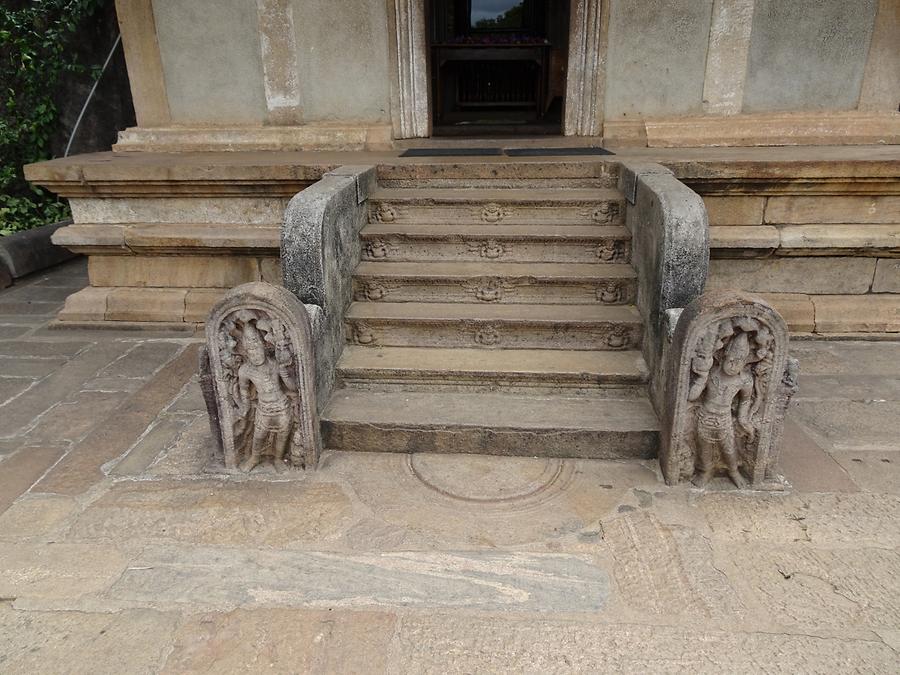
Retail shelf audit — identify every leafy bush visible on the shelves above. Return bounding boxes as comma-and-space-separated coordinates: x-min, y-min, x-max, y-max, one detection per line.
1, 0, 105, 235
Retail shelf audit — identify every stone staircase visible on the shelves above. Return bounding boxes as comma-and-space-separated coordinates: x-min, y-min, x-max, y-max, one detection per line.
321, 174, 660, 458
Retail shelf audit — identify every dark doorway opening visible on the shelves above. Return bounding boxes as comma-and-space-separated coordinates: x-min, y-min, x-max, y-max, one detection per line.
428, 0, 570, 136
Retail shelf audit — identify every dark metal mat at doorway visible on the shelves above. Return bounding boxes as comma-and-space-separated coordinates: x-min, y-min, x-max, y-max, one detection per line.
400, 147, 615, 158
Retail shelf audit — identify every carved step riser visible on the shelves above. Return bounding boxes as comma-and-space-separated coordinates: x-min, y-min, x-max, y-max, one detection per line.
323, 423, 658, 459
352, 278, 636, 305
368, 202, 624, 226
336, 371, 647, 390
330, 380, 649, 398
344, 319, 643, 351
379, 178, 609, 189
360, 237, 632, 264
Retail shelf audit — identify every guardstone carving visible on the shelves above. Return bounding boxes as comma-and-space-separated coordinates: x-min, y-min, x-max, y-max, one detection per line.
201, 282, 321, 473
661, 291, 796, 489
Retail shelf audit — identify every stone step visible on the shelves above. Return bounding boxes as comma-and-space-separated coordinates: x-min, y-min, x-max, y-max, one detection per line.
345, 302, 643, 350
352, 261, 636, 305
368, 188, 624, 225
360, 224, 631, 263
322, 389, 659, 459
336, 346, 649, 390
377, 161, 618, 189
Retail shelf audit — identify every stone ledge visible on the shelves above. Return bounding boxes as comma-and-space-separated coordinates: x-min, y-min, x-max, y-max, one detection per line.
58, 286, 222, 325
812, 294, 900, 333
711, 224, 900, 258
113, 124, 394, 153
51, 223, 280, 257
612, 112, 900, 148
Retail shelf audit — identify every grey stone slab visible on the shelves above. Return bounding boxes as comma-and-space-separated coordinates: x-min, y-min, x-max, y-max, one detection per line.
0, 341, 131, 439
67, 479, 354, 547
0, 301, 62, 316
789, 341, 900, 376
743, 0, 878, 112
110, 415, 194, 476
602, 511, 745, 620
0, 376, 34, 406
145, 414, 214, 476
604, 0, 715, 117
80, 376, 146, 393
0, 543, 130, 600
96, 341, 184, 379
733, 543, 900, 630
389, 615, 899, 673
110, 546, 610, 612
0, 606, 178, 675
697, 492, 900, 548
794, 374, 900, 402
22, 391, 124, 446
0, 340, 91, 359
0, 357, 67, 378
0, 494, 79, 541
832, 450, 900, 494
792, 399, 900, 452
153, 0, 267, 124
163, 608, 396, 674
0, 285, 77, 303
326, 451, 658, 549
165, 379, 206, 414
778, 420, 859, 493
0, 324, 31, 340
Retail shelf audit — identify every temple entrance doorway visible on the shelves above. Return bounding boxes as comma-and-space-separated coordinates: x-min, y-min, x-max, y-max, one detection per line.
428, 0, 571, 136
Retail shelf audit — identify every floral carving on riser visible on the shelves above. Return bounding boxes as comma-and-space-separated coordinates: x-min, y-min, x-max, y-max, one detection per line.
594, 240, 627, 262
363, 239, 395, 260
200, 282, 321, 473
480, 203, 510, 223
467, 239, 505, 259
596, 282, 624, 304
661, 291, 796, 490
371, 203, 397, 223
583, 202, 620, 224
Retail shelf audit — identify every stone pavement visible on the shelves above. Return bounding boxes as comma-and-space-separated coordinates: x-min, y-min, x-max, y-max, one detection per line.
1, 260, 899, 673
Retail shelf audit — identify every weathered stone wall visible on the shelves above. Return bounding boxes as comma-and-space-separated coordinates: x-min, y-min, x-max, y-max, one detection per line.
112, 0, 897, 148
683, 171, 900, 335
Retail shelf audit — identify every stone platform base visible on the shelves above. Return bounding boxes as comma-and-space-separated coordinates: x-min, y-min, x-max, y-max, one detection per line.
24, 146, 900, 335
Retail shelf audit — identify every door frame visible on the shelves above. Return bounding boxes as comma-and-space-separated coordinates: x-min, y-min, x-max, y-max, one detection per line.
387, 0, 607, 139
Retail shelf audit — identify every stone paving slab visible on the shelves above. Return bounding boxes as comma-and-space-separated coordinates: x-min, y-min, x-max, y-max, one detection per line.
163, 608, 396, 674
1, 261, 900, 671
108, 547, 610, 613
387, 615, 899, 673
730, 543, 900, 632
792, 399, 900, 452
32, 345, 197, 496
66, 480, 354, 547
832, 450, 900, 494
0, 606, 178, 675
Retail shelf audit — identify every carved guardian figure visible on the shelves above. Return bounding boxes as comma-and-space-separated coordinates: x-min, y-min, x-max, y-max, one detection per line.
201, 282, 321, 472
661, 292, 795, 489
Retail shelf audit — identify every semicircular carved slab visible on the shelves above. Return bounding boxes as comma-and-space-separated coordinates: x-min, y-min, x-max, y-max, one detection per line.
661, 291, 798, 490
201, 282, 321, 473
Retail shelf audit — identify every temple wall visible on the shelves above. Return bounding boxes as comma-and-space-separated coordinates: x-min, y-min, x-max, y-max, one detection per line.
113, 0, 897, 148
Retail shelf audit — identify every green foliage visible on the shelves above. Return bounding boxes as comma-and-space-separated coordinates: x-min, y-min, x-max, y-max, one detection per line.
0, 0, 106, 235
